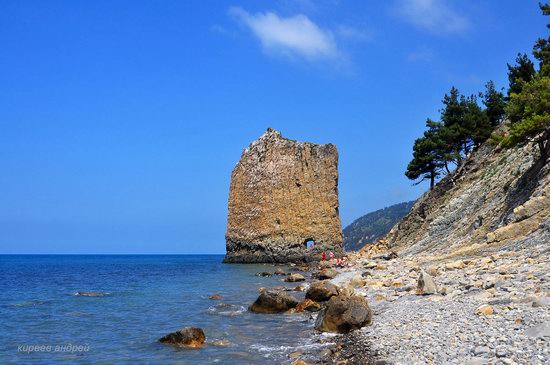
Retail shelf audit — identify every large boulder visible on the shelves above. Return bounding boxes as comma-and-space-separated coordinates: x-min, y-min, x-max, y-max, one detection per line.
249, 290, 299, 314
285, 273, 305, 282
159, 327, 206, 348
416, 270, 437, 295
318, 268, 338, 280
305, 281, 339, 302
314, 296, 372, 333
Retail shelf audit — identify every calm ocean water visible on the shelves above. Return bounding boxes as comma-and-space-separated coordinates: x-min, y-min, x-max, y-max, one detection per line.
0, 255, 333, 364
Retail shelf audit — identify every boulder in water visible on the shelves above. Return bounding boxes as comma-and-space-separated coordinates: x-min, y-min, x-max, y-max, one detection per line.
159, 327, 206, 348
256, 272, 272, 277
284, 273, 305, 282
249, 290, 298, 314
314, 295, 372, 333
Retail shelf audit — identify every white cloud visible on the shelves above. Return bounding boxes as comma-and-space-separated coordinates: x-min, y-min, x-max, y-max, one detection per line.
394, 0, 470, 34
229, 7, 341, 61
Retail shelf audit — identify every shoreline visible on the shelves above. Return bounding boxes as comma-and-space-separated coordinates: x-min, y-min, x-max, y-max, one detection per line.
249, 239, 549, 364
320, 243, 548, 365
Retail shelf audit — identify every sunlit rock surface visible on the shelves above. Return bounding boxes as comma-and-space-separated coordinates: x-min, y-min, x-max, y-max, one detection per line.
224, 128, 343, 263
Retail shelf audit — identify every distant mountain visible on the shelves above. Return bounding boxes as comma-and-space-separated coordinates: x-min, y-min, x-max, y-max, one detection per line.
343, 201, 415, 251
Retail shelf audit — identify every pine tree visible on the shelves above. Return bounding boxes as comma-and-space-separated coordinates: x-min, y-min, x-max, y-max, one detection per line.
440, 87, 481, 158
505, 76, 550, 162
440, 87, 468, 160
503, 3, 550, 163
405, 120, 446, 189
481, 81, 506, 127
464, 95, 492, 148
507, 53, 536, 96
533, 3, 550, 77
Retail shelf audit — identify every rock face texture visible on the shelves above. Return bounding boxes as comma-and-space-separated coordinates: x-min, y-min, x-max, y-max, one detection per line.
385, 127, 550, 258
224, 128, 343, 263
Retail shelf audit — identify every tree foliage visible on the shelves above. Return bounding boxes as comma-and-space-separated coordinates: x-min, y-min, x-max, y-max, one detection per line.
482, 81, 506, 127
406, 3, 550, 189
502, 3, 550, 162
507, 53, 536, 96
405, 119, 445, 189
405, 88, 493, 188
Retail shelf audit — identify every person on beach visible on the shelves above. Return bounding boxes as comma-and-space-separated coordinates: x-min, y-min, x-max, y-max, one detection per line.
321, 252, 326, 261
329, 251, 334, 260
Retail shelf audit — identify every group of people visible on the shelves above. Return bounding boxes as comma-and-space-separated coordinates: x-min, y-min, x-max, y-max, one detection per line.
320, 251, 334, 261
307, 243, 348, 267
320, 251, 347, 267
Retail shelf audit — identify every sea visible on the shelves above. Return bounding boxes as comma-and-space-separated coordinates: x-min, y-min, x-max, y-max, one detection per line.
0, 255, 335, 364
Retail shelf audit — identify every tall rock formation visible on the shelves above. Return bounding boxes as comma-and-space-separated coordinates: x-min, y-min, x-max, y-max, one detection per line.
224, 128, 343, 263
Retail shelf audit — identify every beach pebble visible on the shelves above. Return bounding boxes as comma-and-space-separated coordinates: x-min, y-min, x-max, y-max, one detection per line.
474, 304, 494, 316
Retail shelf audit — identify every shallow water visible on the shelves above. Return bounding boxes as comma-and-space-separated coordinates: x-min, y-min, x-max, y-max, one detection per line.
0, 255, 333, 364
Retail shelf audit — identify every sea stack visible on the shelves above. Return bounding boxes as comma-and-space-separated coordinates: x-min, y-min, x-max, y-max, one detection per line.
224, 128, 343, 263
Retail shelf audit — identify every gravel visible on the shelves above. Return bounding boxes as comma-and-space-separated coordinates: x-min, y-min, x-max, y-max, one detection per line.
319, 245, 550, 365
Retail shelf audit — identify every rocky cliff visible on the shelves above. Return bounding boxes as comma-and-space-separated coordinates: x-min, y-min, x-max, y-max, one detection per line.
386, 132, 550, 259
224, 128, 343, 263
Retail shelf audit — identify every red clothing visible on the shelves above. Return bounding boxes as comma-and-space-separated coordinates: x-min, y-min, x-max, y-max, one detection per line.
321, 252, 326, 261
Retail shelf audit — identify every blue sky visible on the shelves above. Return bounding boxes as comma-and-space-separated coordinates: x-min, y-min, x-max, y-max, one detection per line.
0, 0, 546, 254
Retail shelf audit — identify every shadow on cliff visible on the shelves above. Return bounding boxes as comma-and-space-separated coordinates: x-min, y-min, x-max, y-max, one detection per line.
499, 156, 548, 226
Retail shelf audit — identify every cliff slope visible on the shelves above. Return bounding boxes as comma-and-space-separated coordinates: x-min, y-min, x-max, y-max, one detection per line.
386, 136, 550, 259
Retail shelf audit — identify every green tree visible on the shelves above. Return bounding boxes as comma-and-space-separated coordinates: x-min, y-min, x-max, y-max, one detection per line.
440, 87, 469, 160
505, 73, 550, 162
507, 53, 536, 96
440, 87, 490, 158
481, 80, 506, 127
503, 4, 550, 163
464, 95, 492, 148
533, 3, 550, 77
405, 119, 445, 189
